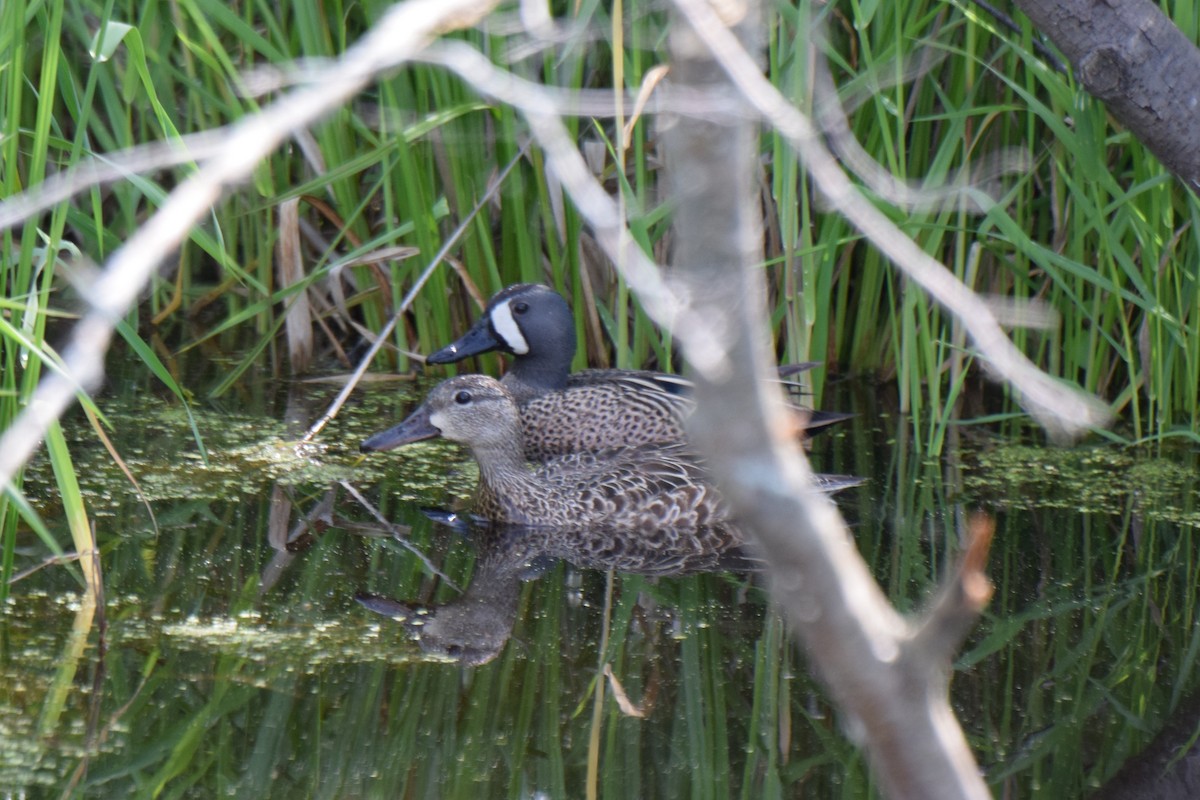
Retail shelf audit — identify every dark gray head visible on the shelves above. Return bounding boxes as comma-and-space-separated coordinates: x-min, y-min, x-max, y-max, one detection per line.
426, 284, 576, 392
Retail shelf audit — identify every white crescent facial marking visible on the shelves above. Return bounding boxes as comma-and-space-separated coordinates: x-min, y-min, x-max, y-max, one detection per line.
429, 410, 447, 431
491, 301, 530, 354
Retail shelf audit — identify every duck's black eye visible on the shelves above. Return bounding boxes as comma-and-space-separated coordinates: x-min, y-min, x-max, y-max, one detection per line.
454, 391, 472, 405
512, 301, 529, 315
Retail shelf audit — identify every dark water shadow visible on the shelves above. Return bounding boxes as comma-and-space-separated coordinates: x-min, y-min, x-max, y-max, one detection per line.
1091, 692, 1200, 799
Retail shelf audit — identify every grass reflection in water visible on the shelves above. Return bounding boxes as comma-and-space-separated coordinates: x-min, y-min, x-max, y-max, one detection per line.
3, 382, 1200, 797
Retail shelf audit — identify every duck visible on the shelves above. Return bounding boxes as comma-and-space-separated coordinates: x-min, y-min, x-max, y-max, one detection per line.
360, 374, 860, 529
425, 283, 852, 461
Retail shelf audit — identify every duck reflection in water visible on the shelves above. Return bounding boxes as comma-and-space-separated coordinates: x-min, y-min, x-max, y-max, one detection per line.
359, 374, 860, 664
357, 516, 761, 667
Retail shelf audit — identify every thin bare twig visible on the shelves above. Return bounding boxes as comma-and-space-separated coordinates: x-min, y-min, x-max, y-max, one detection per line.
0, 132, 229, 234
670, 0, 1110, 441
810, 34, 1032, 214
338, 481, 461, 590
0, 88, 750, 239
301, 143, 525, 443
913, 513, 996, 665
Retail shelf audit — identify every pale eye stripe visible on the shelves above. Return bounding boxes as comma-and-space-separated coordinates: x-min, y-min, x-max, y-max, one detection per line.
491, 301, 529, 354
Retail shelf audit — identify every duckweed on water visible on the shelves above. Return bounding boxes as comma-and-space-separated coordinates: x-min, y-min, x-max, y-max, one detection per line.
0, 589, 445, 791
370, 439, 479, 506
23, 384, 476, 511
964, 444, 1198, 522
155, 611, 432, 669
8, 406, 1200, 797
0, 594, 119, 790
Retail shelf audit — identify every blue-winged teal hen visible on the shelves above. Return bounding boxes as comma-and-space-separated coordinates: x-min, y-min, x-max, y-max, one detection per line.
361, 374, 859, 529
356, 516, 757, 666
426, 284, 851, 460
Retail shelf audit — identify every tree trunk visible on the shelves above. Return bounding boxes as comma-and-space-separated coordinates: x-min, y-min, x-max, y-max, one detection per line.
1010, 0, 1200, 189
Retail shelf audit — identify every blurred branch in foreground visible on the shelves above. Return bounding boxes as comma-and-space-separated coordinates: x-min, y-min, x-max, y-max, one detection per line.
0, 0, 499, 489
662, 2, 990, 797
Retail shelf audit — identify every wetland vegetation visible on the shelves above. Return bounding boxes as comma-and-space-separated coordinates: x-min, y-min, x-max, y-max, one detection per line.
5, 0, 1200, 796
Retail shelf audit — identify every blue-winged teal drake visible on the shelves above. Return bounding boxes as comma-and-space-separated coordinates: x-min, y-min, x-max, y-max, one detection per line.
426, 284, 851, 460
361, 374, 860, 529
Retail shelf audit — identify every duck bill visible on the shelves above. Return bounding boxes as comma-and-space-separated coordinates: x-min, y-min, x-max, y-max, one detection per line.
355, 593, 437, 638
360, 404, 440, 452
355, 592, 425, 623
425, 317, 504, 364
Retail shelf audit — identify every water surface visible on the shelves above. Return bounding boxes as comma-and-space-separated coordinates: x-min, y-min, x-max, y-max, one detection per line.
3, 371, 1198, 797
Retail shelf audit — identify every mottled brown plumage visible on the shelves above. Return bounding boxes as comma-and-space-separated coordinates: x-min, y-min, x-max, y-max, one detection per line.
360, 375, 860, 529
364, 375, 724, 528
425, 284, 851, 461
517, 374, 693, 463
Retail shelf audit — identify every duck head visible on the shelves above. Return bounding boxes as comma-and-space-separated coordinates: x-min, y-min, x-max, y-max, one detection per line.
360, 374, 522, 453
356, 591, 516, 667
426, 284, 576, 387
